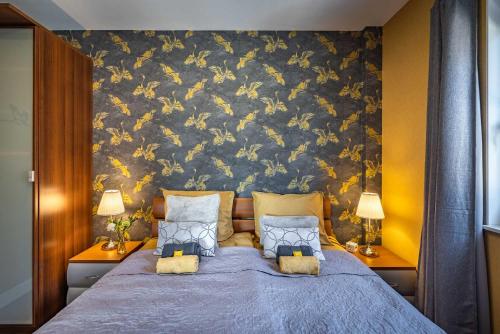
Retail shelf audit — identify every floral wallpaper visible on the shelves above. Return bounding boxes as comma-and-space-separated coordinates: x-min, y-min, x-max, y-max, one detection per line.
57, 29, 382, 244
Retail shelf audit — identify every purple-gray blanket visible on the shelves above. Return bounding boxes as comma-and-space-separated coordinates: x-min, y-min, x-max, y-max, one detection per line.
36, 247, 443, 334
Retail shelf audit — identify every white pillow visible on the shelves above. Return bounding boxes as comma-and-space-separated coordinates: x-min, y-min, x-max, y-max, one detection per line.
154, 220, 217, 256
166, 194, 220, 224
261, 224, 325, 261
259, 215, 319, 245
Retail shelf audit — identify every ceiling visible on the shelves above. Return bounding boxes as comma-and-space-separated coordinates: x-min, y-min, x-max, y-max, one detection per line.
7, 0, 409, 31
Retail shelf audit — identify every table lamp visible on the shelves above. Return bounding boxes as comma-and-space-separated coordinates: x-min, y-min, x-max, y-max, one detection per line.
356, 192, 384, 257
97, 190, 125, 250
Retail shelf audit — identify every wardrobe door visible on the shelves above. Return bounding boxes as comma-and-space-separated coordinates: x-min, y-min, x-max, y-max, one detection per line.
0, 28, 33, 324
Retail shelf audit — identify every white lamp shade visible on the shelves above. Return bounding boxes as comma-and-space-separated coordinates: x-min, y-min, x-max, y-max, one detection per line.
97, 190, 125, 216
356, 192, 385, 219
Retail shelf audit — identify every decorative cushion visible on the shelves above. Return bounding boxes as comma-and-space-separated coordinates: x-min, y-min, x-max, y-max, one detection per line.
162, 189, 235, 241
252, 192, 332, 245
154, 221, 217, 256
261, 224, 325, 261
165, 194, 220, 224
218, 232, 254, 248
259, 215, 319, 245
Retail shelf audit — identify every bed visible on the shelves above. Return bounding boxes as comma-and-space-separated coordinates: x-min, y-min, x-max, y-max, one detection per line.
35, 196, 443, 333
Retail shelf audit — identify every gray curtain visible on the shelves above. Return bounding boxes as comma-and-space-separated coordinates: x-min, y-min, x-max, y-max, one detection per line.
416, 0, 490, 333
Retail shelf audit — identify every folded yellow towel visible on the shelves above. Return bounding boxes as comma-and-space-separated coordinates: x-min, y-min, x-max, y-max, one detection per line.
156, 255, 199, 274
279, 256, 320, 275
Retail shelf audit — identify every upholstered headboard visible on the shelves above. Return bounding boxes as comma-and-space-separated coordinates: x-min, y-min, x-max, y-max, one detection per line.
151, 196, 333, 238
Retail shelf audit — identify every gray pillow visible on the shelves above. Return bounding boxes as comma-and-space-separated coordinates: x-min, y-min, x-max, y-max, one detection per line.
154, 220, 217, 256
166, 194, 220, 224
261, 224, 325, 261
259, 215, 319, 245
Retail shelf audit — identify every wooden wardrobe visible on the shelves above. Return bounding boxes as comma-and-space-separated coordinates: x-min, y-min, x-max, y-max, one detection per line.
0, 4, 92, 332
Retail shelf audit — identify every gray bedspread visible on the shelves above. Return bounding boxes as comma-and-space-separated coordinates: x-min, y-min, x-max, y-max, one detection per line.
36, 247, 443, 334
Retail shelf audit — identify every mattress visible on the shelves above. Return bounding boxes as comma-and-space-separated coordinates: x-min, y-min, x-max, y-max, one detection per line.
36, 247, 442, 334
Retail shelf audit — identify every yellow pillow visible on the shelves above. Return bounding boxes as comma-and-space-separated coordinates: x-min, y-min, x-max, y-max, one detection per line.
161, 189, 235, 241
252, 192, 331, 245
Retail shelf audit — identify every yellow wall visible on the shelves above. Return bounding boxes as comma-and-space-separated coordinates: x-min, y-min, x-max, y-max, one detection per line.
382, 0, 434, 266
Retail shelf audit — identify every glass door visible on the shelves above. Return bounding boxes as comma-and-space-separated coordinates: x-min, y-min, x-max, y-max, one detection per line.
0, 28, 33, 324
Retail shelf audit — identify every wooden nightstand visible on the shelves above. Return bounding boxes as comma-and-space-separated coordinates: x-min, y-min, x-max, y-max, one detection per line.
66, 241, 142, 304
352, 246, 417, 303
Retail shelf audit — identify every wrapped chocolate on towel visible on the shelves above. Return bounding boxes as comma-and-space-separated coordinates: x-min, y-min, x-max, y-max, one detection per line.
279, 256, 320, 275
161, 242, 202, 261
275, 245, 314, 264
156, 255, 199, 274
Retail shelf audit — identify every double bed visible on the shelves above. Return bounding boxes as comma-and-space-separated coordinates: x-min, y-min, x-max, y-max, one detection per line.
36, 196, 443, 333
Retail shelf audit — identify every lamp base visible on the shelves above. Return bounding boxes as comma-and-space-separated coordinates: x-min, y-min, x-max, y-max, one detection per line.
359, 245, 379, 258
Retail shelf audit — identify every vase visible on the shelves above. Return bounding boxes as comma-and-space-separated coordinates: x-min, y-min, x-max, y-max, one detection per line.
117, 232, 127, 255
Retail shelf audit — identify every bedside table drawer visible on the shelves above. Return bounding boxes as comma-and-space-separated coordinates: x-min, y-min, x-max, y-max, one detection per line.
67, 263, 117, 287
375, 269, 417, 296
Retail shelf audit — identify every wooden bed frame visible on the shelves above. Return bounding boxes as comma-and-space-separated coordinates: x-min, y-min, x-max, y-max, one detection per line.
151, 196, 333, 238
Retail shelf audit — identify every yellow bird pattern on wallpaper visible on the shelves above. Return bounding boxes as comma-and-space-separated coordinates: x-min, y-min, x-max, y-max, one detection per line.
209, 123, 236, 146
133, 172, 156, 193
212, 157, 234, 178
160, 126, 183, 147
287, 51, 314, 69
133, 76, 161, 99
209, 60, 236, 84
262, 64, 285, 85
260, 34, 288, 53
93, 78, 105, 91
158, 154, 184, 176
160, 63, 183, 85
314, 158, 337, 179
314, 95, 336, 117
106, 123, 133, 146
237, 48, 259, 69
261, 155, 287, 177
184, 46, 211, 68
92, 140, 105, 154
60, 29, 382, 243
185, 79, 208, 100
212, 33, 234, 54
107, 61, 133, 83
261, 93, 287, 114
108, 94, 131, 115
93, 174, 109, 193
185, 141, 208, 162
288, 142, 310, 163
288, 112, 314, 131
93, 112, 109, 130
237, 110, 259, 131
237, 173, 259, 193
313, 124, 339, 146
108, 156, 130, 178
339, 203, 361, 224
288, 80, 310, 101
185, 172, 211, 191
158, 34, 185, 53
313, 61, 340, 84
90, 48, 108, 68
288, 173, 314, 193
133, 109, 157, 131
263, 126, 285, 147
339, 141, 364, 162
236, 141, 263, 161
109, 32, 131, 53
133, 47, 156, 69
158, 93, 184, 114
212, 95, 234, 116
236, 77, 263, 99
315, 33, 337, 54
185, 111, 210, 130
